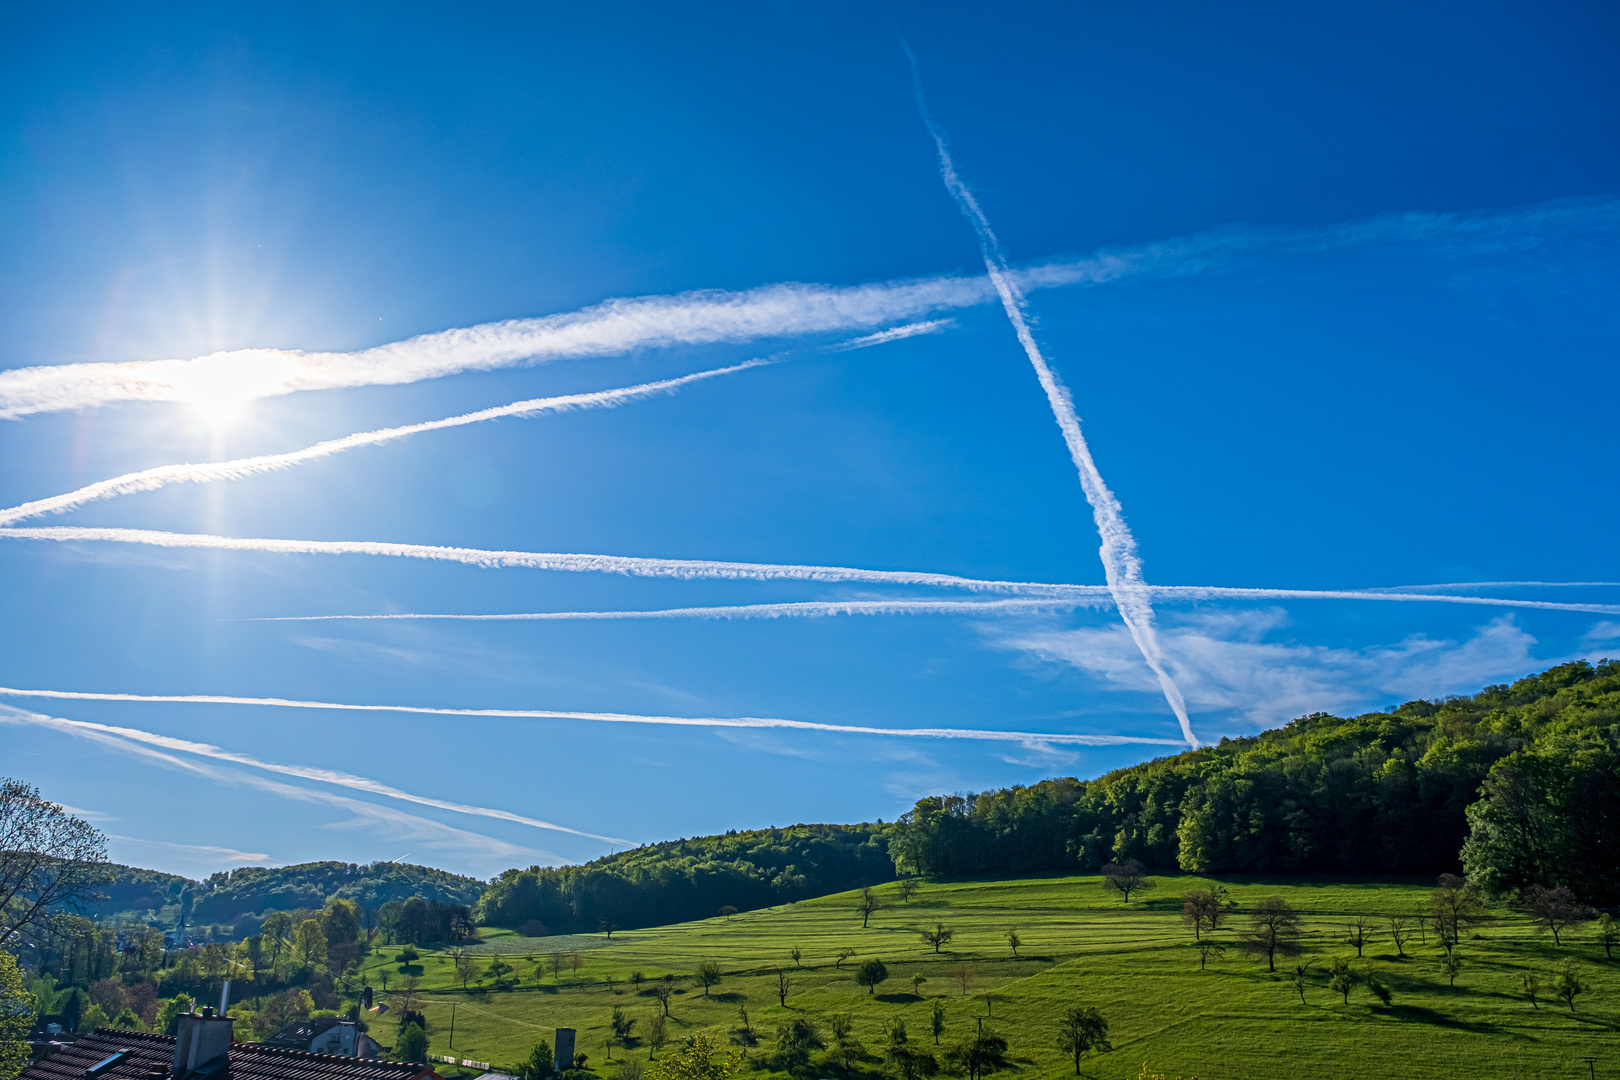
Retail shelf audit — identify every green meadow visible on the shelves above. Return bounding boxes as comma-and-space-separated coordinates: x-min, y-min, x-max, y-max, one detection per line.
360, 874, 1620, 1080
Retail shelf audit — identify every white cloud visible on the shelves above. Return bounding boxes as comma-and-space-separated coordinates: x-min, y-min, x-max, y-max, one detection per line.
996, 610, 1555, 732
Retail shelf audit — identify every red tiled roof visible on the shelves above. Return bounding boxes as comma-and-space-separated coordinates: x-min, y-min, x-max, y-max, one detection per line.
20, 1029, 441, 1080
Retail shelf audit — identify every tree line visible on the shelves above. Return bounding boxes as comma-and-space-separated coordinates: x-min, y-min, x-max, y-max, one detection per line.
478, 824, 895, 931
889, 660, 1620, 905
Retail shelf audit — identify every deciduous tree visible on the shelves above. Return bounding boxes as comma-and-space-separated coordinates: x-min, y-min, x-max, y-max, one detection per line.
1387, 917, 1410, 959
647, 1014, 668, 1058
1193, 940, 1224, 970
951, 965, 974, 997
1004, 930, 1021, 957
696, 961, 722, 997
920, 924, 953, 954
0, 780, 109, 949
858, 888, 882, 929
1555, 960, 1586, 1011
1056, 1007, 1110, 1074
855, 959, 889, 995
1240, 897, 1302, 972
1100, 861, 1153, 903
1345, 916, 1373, 958
1521, 973, 1540, 1010
1328, 958, 1353, 1004
648, 1032, 741, 1080
1597, 912, 1619, 960
775, 971, 791, 1007
1521, 885, 1593, 946
1180, 891, 1223, 940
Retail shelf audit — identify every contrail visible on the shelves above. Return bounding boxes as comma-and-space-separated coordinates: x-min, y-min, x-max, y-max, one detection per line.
241, 586, 1620, 622
0, 687, 1185, 748
0, 360, 769, 526
7, 525, 1619, 615
907, 49, 1198, 747
0, 525, 1096, 593
0, 703, 624, 843
2, 201, 1609, 420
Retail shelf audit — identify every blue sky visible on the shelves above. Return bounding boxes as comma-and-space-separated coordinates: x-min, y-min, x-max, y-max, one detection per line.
1, 2, 1617, 880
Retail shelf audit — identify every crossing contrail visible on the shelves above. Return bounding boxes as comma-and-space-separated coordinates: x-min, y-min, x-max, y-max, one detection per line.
2, 202, 1606, 421
0, 688, 1185, 748
907, 48, 1198, 746
0, 360, 769, 526
239, 586, 1620, 622
6, 525, 1619, 615
0, 704, 625, 842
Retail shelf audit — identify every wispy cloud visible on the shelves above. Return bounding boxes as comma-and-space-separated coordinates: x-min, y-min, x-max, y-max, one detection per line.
0, 703, 621, 842
0, 688, 1185, 748
3, 704, 561, 863
910, 48, 1193, 747
106, 835, 271, 863
0, 360, 771, 526
997, 610, 1567, 729
2, 202, 1611, 419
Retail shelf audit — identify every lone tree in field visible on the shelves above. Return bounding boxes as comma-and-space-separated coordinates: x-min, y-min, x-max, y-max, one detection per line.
1100, 860, 1153, 903
1328, 957, 1353, 1004
790, 945, 802, 968
1521, 973, 1540, 1010
1240, 897, 1303, 972
1193, 940, 1225, 970
836, 948, 856, 969
1521, 885, 1593, 946
651, 981, 673, 1016
776, 970, 792, 1006
0, 779, 110, 948
921, 923, 954, 954
1429, 874, 1484, 953
696, 961, 723, 996
931, 1000, 946, 1045
1005, 929, 1022, 957
1555, 960, 1586, 1011
454, 950, 482, 989
1345, 916, 1373, 958
1290, 961, 1313, 1004
1440, 953, 1463, 987
858, 887, 883, 928
646, 1014, 668, 1058
1387, 916, 1411, 958
597, 919, 619, 939
610, 1006, 635, 1049
1598, 913, 1619, 960
1180, 891, 1224, 939
856, 959, 890, 995
718, 906, 738, 920
1056, 1007, 1110, 1074
897, 878, 920, 904
951, 964, 975, 997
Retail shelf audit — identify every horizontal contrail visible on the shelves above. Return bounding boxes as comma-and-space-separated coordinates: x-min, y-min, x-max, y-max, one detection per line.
0, 704, 624, 843
2, 201, 1610, 419
6, 525, 1619, 614
0, 526, 1091, 592
0, 687, 1185, 748
0, 360, 769, 526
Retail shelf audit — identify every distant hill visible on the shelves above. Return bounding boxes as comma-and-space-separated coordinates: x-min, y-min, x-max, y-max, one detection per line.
81, 860, 485, 929
478, 822, 895, 931
890, 659, 1620, 904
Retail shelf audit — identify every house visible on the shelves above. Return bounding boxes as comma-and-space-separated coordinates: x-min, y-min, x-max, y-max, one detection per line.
17, 1011, 443, 1080
262, 1018, 379, 1059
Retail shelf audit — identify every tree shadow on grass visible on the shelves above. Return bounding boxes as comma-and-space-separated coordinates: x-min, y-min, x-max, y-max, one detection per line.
711, 992, 746, 1004
1378, 1005, 1506, 1035
875, 994, 921, 1004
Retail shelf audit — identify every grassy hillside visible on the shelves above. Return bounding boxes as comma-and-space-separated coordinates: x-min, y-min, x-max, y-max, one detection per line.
356, 872, 1619, 1080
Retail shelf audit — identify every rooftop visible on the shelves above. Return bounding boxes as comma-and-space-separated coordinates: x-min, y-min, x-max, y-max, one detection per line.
19, 1029, 439, 1080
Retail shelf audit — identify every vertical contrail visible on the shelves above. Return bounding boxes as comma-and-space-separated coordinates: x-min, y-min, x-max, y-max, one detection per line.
905, 47, 1197, 747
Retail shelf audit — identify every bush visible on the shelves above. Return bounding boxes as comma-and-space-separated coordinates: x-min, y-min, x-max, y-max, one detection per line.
397, 1022, 429, 1063
519, 920, 549, 938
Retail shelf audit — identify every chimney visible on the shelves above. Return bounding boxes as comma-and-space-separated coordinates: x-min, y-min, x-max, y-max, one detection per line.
552, 1029, 575, 1074
172, 1009, 233, 1078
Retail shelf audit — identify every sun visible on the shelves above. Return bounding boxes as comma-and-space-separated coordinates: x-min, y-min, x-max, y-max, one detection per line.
172, 353, 278, 428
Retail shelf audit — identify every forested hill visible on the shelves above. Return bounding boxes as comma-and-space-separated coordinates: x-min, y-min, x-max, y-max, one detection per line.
890, 659, 1620, 904
189, 861, 483, 924
84, 860, 484, 928
478, 822, 894, 931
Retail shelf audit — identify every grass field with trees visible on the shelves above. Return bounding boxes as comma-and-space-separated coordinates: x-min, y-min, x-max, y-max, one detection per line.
360, 871, 1620, 1080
